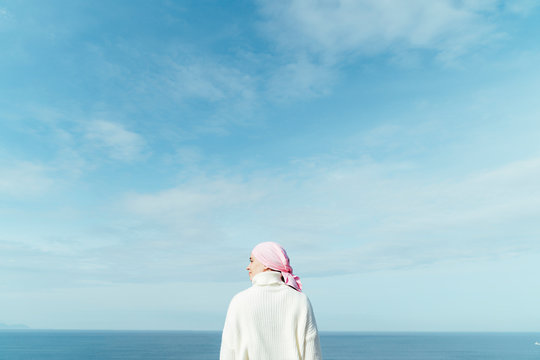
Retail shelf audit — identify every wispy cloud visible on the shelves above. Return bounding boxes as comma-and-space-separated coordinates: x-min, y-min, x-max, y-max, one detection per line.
504, 0, 539, 15
2, 152, 538, 288
0, 7, 10, 19
155, 55, 260, 132
122, 176, 264, 242
107, 153, 540, 281
0, 161, 54, 197
84, 120, 146, 162
254, 0, 536, 99
258, 0, 514, 61
265, 57, 336, 101
165, 60, 256, 103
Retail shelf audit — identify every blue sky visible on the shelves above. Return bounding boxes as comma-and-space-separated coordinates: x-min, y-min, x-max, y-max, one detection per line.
1, 0, 540, 331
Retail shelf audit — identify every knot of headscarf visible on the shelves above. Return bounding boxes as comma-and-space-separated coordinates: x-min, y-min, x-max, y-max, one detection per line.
252, 242, 302, 292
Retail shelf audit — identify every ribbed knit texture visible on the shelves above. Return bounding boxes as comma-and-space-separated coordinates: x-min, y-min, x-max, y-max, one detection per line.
220, 271, 322, 360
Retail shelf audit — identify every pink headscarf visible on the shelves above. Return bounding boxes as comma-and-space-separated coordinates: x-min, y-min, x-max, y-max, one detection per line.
252, 242, 302, 292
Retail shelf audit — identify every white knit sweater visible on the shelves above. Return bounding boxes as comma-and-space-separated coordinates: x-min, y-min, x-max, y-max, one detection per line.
220, 271, 322, 360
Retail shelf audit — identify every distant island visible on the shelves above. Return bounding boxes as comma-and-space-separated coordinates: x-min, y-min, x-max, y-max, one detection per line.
0, 323, 30, 329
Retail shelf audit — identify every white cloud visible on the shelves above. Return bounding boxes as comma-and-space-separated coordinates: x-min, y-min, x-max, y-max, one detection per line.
2, 154, 538, 287
166, 61, 255, 103
504, 0, 539, 15
0, 161, 53, 197
111, 153, 540, 280
84, 120, 146, 161
258, 0, 506, 62
266, 57, 336, 100
254, 0, 525, 101
140, 54, 262, 131
0, 7, 14, 28
172, 146, 203, 165
0, 7, 9, 18
123, 176, 264, 240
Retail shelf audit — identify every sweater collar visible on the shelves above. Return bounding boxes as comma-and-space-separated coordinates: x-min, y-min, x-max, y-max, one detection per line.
252, 271, 283, 286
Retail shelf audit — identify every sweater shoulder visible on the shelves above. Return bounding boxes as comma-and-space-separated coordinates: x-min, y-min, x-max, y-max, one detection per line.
228, 287, 254, 307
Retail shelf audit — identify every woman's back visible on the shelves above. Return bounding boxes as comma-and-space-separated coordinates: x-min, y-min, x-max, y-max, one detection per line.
220, 271, 322, 360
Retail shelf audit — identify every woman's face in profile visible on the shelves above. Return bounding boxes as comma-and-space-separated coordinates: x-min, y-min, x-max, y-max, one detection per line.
246, 254, 267, 280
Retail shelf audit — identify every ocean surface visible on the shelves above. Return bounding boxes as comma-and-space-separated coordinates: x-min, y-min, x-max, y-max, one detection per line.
1, 331, 539, 359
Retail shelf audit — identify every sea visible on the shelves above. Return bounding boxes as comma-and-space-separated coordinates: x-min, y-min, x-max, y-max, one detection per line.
1, 331, 539, 359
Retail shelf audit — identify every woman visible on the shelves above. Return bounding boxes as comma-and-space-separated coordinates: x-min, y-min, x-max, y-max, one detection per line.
220, 242, 322, 360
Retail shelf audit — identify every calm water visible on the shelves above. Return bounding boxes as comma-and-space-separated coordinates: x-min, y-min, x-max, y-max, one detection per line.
1, 331, 539, 359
